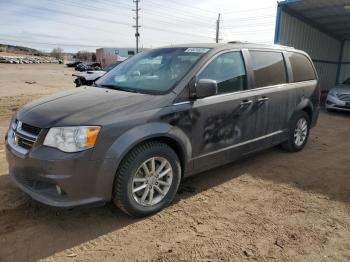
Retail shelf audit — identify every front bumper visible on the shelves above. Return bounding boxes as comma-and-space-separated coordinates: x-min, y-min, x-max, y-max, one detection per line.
6, 140, 116, 208
326, 95, 350, 111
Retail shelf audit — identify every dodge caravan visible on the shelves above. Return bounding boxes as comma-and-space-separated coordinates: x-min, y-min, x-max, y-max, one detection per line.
6, 43, 320, 217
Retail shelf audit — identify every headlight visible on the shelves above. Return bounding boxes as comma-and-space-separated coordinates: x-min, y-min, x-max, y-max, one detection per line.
43, 126, 101, 152
328, 89, 337, 97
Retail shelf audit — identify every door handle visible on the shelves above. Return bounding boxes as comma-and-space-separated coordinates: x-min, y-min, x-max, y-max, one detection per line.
239, 100, 253, 107
256, 97, 269, 103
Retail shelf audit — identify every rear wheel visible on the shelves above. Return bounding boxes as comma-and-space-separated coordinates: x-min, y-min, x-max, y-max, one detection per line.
113, 141, 181, 217
281, 111, 310, 152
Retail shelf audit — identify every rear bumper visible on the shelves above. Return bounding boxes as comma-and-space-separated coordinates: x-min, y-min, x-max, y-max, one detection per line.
6, 142, 116, 208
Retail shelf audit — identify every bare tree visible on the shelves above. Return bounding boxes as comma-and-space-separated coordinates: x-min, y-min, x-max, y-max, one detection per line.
75, 51, 96, 62
51, 47, 64, 60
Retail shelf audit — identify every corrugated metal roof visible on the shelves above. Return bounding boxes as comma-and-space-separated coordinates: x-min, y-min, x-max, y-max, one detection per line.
278, 12, 342, 60
279, 0, 350, 40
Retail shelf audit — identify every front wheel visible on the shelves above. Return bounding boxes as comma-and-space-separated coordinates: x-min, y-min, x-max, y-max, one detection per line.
281, 111, 310, 152
113, 141, 181, 217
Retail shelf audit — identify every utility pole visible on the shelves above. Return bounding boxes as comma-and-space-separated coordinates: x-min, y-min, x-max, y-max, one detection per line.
215, 13, 221, 43
133, 0, 141, 53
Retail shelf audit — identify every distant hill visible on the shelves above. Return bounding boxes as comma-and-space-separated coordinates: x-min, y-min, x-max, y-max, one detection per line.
0, 44, 44, 56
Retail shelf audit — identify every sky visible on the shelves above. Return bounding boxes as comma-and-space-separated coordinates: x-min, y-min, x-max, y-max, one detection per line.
0, 0, 278, 53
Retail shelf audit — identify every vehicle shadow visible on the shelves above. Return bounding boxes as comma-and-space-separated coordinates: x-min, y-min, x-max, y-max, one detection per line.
179, 145, 350, 206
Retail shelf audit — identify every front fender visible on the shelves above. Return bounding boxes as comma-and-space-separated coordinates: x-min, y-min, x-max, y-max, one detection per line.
105, 122, 191, 161
96, 122, 192, 201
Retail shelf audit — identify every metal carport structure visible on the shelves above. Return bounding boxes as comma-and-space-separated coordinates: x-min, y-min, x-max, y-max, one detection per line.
274, 0, 350, 91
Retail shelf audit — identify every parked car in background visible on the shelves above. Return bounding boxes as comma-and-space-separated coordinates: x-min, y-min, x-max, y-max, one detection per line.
72, 60, 125, 87
6, 43, 320, 217
66, 61, 82, 67
75, 62, 102, 72
0, 56, 59, 64
326, 77, 350, 112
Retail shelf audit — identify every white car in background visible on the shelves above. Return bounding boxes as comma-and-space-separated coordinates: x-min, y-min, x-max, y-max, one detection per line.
73, 60, 125, 87
326, 77, 350, 112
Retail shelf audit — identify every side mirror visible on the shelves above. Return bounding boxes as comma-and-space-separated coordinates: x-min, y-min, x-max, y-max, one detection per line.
195, 79, 218, 99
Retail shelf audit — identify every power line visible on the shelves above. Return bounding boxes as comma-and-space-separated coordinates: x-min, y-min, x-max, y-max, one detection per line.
222, 6, 275, 14
165, 0, 218, 14
141, 10, 214, 27
1, 11, 169, 46
21, 2, 273, 40
1, 1, 277, 50
223, 22, 275, 28
51, 0, 214, 32
224, 15, 275, 22
0, 37, 114, 48
146, 0, 215, 19
165, 1, 276, 16
220, 20, 230, 41
57, 0, 215, 28
17, 3, 212, 40
142, 25, 212, 39
224, 30, 274, 35
59, 0, 215, 26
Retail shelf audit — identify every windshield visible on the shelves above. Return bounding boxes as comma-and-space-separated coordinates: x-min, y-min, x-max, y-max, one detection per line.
343, 77, 350, 85
95, 47, 209, 94
104, 61, 124, 72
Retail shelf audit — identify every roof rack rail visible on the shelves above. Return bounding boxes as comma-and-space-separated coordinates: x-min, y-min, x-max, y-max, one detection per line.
227, 41, 245, 44
227, 41, 295, 49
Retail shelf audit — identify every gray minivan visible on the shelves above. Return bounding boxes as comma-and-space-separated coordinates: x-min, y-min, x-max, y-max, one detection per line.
6, 43, 320, 217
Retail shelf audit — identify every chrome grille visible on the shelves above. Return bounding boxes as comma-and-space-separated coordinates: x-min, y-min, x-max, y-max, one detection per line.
8, 120, 41, 153
21, 122, 41, 135
337, 93, 350, 102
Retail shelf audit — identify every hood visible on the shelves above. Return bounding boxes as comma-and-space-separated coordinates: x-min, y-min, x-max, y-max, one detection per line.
72, 70, 106, 81
332, 85, 350, 94
17, 86, 169, 128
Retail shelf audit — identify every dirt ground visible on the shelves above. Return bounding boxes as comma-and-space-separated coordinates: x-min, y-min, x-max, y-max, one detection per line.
0, 64, 349, 261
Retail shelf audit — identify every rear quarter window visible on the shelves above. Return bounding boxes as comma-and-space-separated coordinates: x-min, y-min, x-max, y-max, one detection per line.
287, 52, 316, 82
250, 51, 287, 88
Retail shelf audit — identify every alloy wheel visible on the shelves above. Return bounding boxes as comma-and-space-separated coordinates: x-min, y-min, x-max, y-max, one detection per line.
131, 157, 173, 206
294, 117, 308, 147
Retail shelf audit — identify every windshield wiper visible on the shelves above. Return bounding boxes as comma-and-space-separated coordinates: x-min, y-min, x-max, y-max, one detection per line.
97, 84, 138, 93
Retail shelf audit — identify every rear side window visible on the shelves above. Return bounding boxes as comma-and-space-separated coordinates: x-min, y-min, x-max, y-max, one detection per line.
198, 51, 247, 94
250, 51, 287, 88
287, 52, 316, 82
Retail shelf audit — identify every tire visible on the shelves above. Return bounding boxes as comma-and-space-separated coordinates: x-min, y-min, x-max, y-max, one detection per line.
281, 111, 310, 152
113, 141, 181, 217
75, 78, 82, 87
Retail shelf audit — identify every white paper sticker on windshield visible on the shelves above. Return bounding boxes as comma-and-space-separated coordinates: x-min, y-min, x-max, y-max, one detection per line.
184, 48, 210, 53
